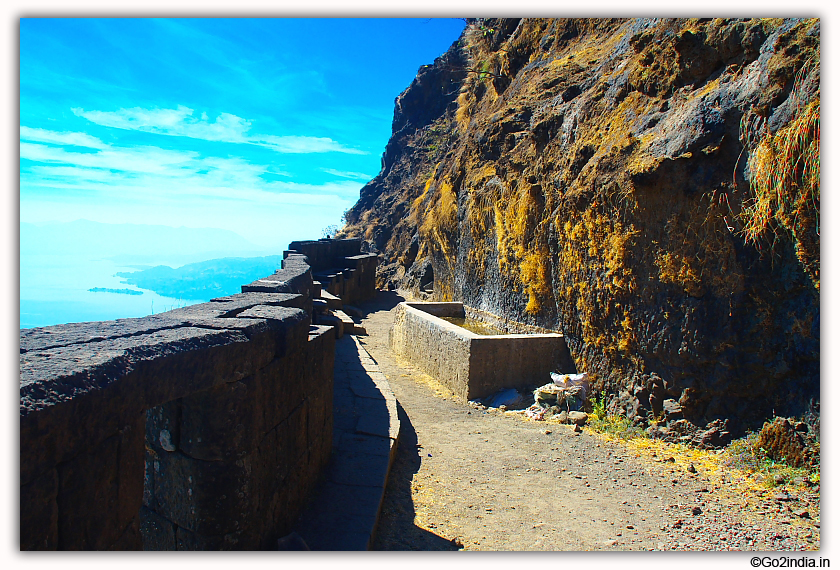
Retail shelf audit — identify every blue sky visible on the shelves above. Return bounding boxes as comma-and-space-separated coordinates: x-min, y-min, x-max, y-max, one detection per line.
19, 18, 465, 250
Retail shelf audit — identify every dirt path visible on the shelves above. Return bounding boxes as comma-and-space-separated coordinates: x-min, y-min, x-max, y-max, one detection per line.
351, 292, 819, 551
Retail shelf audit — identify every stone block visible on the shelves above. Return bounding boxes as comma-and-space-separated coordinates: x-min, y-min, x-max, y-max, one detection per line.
56, 412, 144, 550
329, 448, 390, 489
307, 325, 335, 392
174, 525, 252, 551
146, 449, 257, 537
355, 398, 394, 440
317, 313, 343, 338
137, 329, 273, 410
236, 304, 308, 325
178, 379, 261, 461
320, 290, 342, 310
20, 468, 58, 550
108, 516, 142, 550
145, 399, 181, 454
19, 314, 182, 354
258, 357, 307, 435
20, 326, 254, 480
205, 292, 305, 312
139, 505, 176, 550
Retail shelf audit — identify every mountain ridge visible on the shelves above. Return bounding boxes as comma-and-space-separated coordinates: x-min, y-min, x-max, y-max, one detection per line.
340, 17, 820, 438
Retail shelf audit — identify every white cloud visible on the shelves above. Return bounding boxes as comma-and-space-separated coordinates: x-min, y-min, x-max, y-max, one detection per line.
20, 128, 364, 205
20, 126, 106, 149
21, 141, 199, 175
71, 105, 367, 155
19, 124, 364, 246
322, 168, 375, 181
256, 135, 367, 155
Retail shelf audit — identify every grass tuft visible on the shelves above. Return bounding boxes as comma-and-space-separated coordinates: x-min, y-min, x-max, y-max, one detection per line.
739, 53, 820, 288
586, 395, 649, 440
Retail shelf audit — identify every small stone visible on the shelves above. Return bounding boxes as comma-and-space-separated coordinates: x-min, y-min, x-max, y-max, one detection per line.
159, 429, 176, 452
544, 429, 552, 435
603, 540, 618, 547
692, 507, 702, 516
687, 463, 697, 474
662, 399, 683, 420
774, 473, 786, 485
793, 510, 811, 519
568, 411, 589, 426
574, 424, 583, 433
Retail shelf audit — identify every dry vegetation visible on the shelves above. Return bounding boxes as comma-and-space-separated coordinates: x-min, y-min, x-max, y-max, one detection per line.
341, 18, 819, 429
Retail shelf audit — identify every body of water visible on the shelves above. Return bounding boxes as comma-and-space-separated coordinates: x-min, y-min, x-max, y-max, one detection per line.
20, 254, 202, 329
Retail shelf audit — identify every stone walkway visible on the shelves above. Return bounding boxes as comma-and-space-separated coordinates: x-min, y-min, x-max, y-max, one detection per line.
292, 334, 400, 550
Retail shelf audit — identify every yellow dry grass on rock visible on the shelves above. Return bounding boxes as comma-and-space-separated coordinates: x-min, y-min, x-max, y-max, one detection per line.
741, 96, 820, 287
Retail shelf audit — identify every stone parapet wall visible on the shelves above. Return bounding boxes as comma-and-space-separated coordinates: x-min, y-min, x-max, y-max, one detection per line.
255, 239, 377, 306
20, 255, 335, 550
239, 253, 314, 314
390, 302, 575, 400
286, 238, 364, 272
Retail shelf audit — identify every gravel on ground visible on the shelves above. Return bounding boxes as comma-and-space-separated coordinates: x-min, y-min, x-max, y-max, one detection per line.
353, 292, 820, 551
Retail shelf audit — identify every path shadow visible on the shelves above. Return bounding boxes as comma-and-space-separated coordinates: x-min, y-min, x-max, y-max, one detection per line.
347, 291, 461, 550
350, 290, 404, 320
371, 401, 461, 550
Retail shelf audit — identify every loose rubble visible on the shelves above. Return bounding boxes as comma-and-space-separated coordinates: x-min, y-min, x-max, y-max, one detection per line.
475, 372, 592, 426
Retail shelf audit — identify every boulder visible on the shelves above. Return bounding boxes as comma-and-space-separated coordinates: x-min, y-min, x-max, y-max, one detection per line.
567, 411, 589, 426
662, 399, 683, 421
756, 417, 816, 467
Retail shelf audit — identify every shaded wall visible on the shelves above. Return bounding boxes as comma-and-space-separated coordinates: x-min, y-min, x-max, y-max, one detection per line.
20, 253, 333, 550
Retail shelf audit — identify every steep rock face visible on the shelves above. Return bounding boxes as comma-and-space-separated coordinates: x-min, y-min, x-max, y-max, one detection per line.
342, 18, 819, 435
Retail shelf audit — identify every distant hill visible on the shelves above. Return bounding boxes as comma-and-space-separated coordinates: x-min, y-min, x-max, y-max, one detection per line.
20, 220, 273, 265
116, 255, 286, 300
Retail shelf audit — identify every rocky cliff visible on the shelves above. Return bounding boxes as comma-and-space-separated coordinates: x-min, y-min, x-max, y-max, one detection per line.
341, 18, 820, 439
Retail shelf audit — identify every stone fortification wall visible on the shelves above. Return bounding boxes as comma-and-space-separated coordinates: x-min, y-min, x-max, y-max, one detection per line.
287, 238, 364, 272
275, 238, 378, 306
390, 302, 575, 400
20, 252, 336, 550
